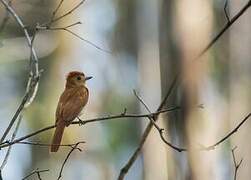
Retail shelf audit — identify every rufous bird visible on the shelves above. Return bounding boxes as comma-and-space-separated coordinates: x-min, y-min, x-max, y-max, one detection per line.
51, 71, 92, 152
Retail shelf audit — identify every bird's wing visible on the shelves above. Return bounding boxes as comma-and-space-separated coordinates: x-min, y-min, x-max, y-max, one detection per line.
56, 87, 89, 126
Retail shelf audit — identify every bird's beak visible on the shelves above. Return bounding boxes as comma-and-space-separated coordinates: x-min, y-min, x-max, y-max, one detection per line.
85, 76, 93, 81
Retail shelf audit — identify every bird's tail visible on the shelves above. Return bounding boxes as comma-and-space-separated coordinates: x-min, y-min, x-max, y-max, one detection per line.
51, 122, 65, 152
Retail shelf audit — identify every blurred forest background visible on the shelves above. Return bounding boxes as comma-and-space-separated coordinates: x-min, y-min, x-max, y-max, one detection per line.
0, 0, 251, 179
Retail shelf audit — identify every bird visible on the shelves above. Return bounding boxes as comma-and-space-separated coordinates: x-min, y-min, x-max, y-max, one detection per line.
51, 71, 92, 152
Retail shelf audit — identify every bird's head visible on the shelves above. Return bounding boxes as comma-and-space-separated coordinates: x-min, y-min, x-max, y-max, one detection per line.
65, 71, 92, 88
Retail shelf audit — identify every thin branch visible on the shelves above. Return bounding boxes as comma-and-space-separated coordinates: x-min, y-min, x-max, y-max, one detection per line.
224, 0, 230, 23
51, 0, 65, 21
133, 90, 163, 131
57, 142, 84, 180
15, 141, 85, 148
118, 75, 179, 180
64, 21, 82, 28
0, 114, 22, 170
204, 113, 251, 150
0, 0, 40, 143
43, 26, 111, 53
38, 0, 111, 53
0, 107, 180, 149
231, 146, 243, 180
22, 169, 49, 180
133, 90, 186, 152
198, 0, 251, 58
51, 0, 85, 24
0, 93, 28, 143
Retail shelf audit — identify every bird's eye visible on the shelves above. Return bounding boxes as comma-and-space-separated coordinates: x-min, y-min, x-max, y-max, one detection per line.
77, 76, 81, 80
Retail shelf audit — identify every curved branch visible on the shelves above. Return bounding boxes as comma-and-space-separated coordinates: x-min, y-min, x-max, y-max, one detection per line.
0, 0, 40, 143
0, 107, 180, 149
198, 0, 251, 58
57, 142, 84, 180
204, 113, 251, 150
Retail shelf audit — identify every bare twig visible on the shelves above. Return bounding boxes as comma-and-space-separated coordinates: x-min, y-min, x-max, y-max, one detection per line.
22, 169, 49, 180
46, 27, 111, 53
204, 113, 251, 150
37, 21, 111, 53
198, 0, 251, 57
133, 90, 186, 152
0, 107, 179, 149
51, 0, 85, 24
37, 0, 110, 53
231, 147, 243, 180
63, 21, 82, 28
118, 75, 179, 180
224, 0, 230, 23
15, 141, 85, 148
51, 0, 65, 22
57, 142, 84, 180
0, 114, 22, 170
0, 0, 40, 143
133, 90, 163, 131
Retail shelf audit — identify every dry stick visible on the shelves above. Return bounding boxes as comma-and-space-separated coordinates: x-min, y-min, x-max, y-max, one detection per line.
231, 147, 243, 180
51, 0, 65, 21
133, 90, 186, 152
22, 169, 49, 180
224, 0, 230, 23
37, 22, 110, 53
40, 0, 110, 53
39, 0, 110, 53
63, 21, 82, 28
0, 0, 40, 143
15, 141, 85, 148
198, 0, 251, 58
51, 0, 85, 23
47, 27, 111, 53
118, 75, 179, 180
133, 90, 163, 131
0, 114, 22, 170
0, 107, 179, 149
204, 113, 251, 150
57, 142, 84, 180
48, 0, 80, 26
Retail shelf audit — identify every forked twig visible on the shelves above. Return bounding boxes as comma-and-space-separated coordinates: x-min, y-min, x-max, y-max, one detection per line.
133, 90, 186, 152
22, 169, 49, 180
57, 142, 84, 180
231, 147, 243, 180
118, 75, 179, 180
51, 0, 85, 24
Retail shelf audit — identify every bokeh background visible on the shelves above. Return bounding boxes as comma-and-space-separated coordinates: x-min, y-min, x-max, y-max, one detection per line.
0, 0, 251, 179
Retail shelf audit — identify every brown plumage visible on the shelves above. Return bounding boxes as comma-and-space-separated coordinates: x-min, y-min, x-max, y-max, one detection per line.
51, 71, 92, 152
